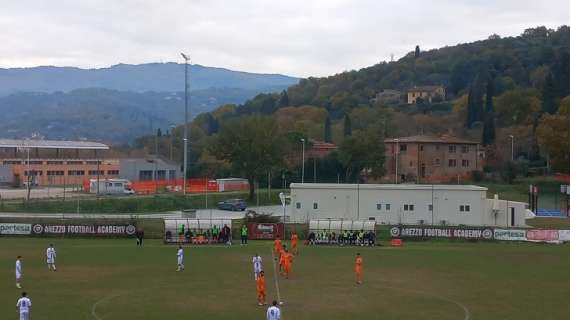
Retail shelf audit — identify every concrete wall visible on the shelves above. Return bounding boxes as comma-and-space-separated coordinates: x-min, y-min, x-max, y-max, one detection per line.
290, 183, 528, 227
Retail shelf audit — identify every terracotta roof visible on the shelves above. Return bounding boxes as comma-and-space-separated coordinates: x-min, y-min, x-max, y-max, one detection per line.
384, 135, 479, 145
407, 85, 444, 93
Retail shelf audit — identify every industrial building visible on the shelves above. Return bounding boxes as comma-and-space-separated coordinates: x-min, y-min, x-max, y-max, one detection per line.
119, 158, 180, 182
0, 139, 181, 188
289, 183, 529, 228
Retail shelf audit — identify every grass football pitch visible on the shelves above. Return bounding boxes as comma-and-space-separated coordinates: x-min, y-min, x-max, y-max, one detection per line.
1, 238, 570, 319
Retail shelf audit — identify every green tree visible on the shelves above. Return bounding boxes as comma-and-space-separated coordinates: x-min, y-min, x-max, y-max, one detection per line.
482, 78, 496, 145
537, 96, 570, 173
542, 73, 558, 114
343, 113, 352, 137
209, 115, 285, 200
465, 75, 484, 128
338, 129, 385, 182
279, 90, 290, 108
324, 115, 332, 143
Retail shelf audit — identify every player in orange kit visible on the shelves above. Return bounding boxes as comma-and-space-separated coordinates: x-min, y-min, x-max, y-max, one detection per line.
290, 232, 299, 255
274, 237, 283, 256
256, 270, 266, 306
278, 245, 287, 275
355, 253, 363, 284
283, 249, 294, 279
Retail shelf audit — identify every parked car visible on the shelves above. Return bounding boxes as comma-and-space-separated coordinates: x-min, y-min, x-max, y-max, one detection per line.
218, 199, 247, 211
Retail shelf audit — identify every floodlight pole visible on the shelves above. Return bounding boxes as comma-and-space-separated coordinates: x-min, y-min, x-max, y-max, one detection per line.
181, 53, 190, 195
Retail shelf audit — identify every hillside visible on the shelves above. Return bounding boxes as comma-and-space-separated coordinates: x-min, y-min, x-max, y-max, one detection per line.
0, 63, 299, 142
140, 26, 570, 179
0, 87, 286, 143
0, 63, 299, 96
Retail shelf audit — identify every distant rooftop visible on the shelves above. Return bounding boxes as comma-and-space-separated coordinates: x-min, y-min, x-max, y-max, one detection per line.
407, 85, 445, 92
384, 135, 479, 145
290, 183, 488, 192
0, 139, 109, 150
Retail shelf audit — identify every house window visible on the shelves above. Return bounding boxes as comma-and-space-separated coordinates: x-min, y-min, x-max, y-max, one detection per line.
377, 204, 382, 210
428, 204, 433, 211
410, 204, 414, 211
108, 170, 119, 175
313, 203, 318, 210
46, 160, 64, 165
404, 204, 409, 211
419, 145, 424, 151
459, 205, 471, 212
399, 144, 407, 152
88, 170, 104, 175
448, 159, 457, 167
296, 202, 301, 209
24, 170, 42, 176
448, 145, 456, 153
47, 171, 64, 176
404, 204, 414, 211
68, 170, 85, 176
461, 145, 469, 153
462, 160, 470, 167
386, 204, 391, 211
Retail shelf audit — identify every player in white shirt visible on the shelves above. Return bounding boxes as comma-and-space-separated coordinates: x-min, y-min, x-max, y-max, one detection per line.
16, 256, 23, 289
46, 244, 57, 271
16, 291, 32, 320
266, 300, 281, 320
176, 246, 184, 271
252, 253, 263, 280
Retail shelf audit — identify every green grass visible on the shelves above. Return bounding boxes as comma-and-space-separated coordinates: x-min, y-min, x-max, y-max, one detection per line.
1, 238, 570, 319
0, 190, 283, 213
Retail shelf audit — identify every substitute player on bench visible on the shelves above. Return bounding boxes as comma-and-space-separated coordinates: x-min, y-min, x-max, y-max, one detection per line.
355, 253, 363, 284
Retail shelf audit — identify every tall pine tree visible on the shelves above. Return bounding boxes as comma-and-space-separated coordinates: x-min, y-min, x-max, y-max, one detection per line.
279, 90, 289, 108
482, 77, 496, 145
324, 115, 332, 143
465, 75, 484, 128
542, 73, 557, 114
343, 114, 352, 137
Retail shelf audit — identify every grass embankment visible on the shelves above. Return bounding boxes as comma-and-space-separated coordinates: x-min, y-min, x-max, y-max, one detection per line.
1, 239, 569, 319
0, 189, 284, 213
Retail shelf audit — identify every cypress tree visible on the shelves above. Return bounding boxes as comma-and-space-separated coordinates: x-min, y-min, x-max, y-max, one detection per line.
279, 90, 289, 108
481, 79, 496, 145
343, 114, 352, 137
324, 115, 332, 143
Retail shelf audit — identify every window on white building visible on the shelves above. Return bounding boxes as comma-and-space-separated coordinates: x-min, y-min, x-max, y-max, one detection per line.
377, 204, 382, 210
296, 202, 301, 209
428, 204, 433, 211
313, 203, 318, 210
386, 204, 391, 211
459, 205, 471, 212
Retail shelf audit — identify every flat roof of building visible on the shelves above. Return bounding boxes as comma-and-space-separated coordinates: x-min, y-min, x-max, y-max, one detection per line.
384, 135, 479, 145
0, 139, 109, 150
290, 183, 488, 192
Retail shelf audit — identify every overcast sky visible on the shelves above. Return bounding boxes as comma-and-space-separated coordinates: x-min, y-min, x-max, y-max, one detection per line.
0, 0, 568, 77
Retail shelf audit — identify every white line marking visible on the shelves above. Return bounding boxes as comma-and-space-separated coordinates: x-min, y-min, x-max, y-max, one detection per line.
91, 294, 121, 320
270, 248, 282, 304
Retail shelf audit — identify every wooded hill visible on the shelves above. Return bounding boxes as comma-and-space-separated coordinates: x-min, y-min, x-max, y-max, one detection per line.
135, 26, 570, 183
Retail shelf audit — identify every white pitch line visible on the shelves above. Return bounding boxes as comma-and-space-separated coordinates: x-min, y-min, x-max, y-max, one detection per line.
91, 293, 121, 320
270, 248, 283, 305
